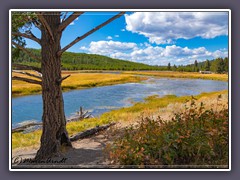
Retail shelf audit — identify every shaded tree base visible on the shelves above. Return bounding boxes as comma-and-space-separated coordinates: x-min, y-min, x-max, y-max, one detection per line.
35, 129, 72, 161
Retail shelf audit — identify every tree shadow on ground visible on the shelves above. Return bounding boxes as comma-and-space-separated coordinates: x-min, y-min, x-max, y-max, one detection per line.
11, 133, 116, 169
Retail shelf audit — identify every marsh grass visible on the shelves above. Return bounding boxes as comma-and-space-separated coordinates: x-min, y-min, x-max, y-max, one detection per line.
12, 71, 228, 97
12, 90, 228, 150
12, 72, 146, 96
123, 71, 228, 81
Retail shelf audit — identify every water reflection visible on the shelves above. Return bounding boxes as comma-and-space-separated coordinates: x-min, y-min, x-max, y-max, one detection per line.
12, 78, 228, 127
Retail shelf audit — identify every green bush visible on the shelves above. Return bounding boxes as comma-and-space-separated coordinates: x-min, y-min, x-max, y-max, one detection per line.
107, 96, 228, 168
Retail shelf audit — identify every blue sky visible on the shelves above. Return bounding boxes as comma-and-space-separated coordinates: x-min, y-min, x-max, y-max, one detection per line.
25, 11, 229, 66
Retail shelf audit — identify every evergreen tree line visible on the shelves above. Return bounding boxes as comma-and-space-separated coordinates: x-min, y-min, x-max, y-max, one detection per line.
12, 48, 166, 71
12, 48, 228, 73
166, 58, 228, 74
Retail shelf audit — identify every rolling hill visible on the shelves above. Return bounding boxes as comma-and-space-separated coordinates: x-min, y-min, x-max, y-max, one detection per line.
12, 48, 228, 73
12, 48, 165, 71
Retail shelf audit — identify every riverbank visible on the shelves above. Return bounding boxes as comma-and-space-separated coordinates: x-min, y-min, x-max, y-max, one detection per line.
12, 71, 228, 97
123, 71, 228, 81
12, 89, 228, 150
12, 72, 146, 97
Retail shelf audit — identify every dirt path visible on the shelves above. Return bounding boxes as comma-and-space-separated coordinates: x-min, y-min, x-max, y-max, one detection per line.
12, 131, 116, 168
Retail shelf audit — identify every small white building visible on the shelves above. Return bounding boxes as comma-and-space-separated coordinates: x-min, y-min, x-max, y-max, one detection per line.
199, 71, 212, 74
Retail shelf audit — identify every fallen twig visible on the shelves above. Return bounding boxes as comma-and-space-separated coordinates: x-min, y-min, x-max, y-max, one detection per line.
12, 122, 42, 133
70, 122, 116, 141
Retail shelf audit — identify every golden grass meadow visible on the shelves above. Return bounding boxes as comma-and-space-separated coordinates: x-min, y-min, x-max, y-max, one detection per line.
12, 71, 146, 97
12, 71, 228, 97
123, 71, 228, 81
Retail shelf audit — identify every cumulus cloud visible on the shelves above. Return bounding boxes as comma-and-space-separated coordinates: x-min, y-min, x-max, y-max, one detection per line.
69, 17, 79, 25
107, 36, 112, 40
79, 40, 137, 55
79, 40, 228, 65
125, 12, 228, 44
212, 49, 228, 58
115, 35, 120, 38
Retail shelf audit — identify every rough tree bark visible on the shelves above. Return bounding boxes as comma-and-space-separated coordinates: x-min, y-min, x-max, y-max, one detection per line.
35, 12, 72, 160
12, 11, 125, 161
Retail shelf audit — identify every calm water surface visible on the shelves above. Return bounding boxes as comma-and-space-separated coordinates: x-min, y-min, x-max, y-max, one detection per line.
12, 78, 228, 127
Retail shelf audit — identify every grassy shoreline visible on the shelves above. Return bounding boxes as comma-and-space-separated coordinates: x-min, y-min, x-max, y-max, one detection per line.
123, 71, 228, 81
12, 71, 228, 97
12, 72, 147, 97
12, 89, 228, 150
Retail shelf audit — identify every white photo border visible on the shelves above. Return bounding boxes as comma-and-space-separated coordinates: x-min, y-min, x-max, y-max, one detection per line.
9, 9, 231, 171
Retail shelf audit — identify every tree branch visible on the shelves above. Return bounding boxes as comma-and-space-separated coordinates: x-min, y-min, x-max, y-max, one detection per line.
59, 74, 71, 82
12, 41, 42, 62
61, 12, 68, 22
12, 70, 42, 80
12, 76, 42, 85
59, 12, 84, 32
37, 14, 55, 43
58, 12, 125, 55
32, 19, 42, 30
12, 122, 43, 133
70, 123, 116, 141
12, 32, 41, 44
12, 63, 41, 73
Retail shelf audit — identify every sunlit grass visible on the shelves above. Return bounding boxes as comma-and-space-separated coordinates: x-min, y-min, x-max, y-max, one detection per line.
12, 90, 228, 150
12, 116, 113, 150
97, 90, 228, 125
12, 130, 42, 150
12, 71, 228, 97
12, 71, 146, 97
123, 71, 228, 81
62, 73, 145, 89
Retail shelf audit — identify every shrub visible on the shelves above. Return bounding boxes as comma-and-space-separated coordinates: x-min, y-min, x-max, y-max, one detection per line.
107, 96, 228, 168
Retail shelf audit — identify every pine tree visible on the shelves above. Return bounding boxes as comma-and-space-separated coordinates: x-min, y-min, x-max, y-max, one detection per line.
224, 57, 228, 72
216, 58, 225, 73
167, 62, 171, 70
173, 64, 177, 71
194, 60, 199, 72
204, 60, 210, 71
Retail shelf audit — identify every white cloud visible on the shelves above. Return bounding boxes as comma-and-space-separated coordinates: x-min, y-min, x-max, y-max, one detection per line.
79, 40, 228, 65
69, 17, 79, 25
107, 36, 112, 40
80, 40, 137, 56
125, 12, 228, 44
79, 46, 88, 51
121, 29, 126, 31
212, 49, 228, 58
115, 35, 120, 38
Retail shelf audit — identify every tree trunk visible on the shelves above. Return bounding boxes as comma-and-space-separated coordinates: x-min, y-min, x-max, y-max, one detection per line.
35, 13, 72, 160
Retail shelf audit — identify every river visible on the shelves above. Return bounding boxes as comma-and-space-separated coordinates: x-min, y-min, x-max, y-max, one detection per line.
12, 77, 228, 127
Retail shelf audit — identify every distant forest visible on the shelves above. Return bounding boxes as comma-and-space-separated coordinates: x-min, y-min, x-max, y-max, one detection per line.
12, 48, 228, 73
166, 58, 228, 74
